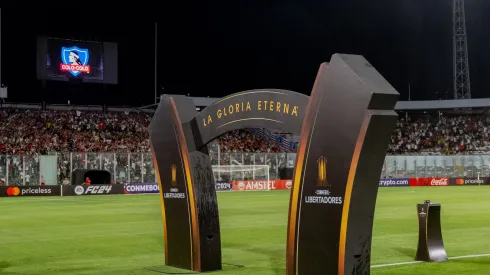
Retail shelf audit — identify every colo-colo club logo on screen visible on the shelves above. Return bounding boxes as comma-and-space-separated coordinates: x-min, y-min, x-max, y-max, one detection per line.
60, 46, 90, 76
304, 156, 343, 205
163, 164, 186, 199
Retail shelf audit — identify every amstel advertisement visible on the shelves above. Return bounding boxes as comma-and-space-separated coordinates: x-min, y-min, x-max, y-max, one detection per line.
230, 180, 292, 191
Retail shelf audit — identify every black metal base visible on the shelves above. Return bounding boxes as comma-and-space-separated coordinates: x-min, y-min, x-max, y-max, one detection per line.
415, 202, 448, 262
145, 263, 244, 274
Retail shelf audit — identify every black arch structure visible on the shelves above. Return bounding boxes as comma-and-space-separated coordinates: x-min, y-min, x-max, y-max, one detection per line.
149, 53, 399, 274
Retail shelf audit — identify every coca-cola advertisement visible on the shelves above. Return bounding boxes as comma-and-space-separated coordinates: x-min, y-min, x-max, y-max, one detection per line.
409, 178, 449, 186
429, 178, 449, 186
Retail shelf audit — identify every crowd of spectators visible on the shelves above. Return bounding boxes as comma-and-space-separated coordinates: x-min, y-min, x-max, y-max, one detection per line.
0, 109, 291, 155
0, 109, 151, 155
387, 114, 490, 155
2, 108, 490, 186
3, 108, 490, 156
216, 129, 284, 153
217, 114, 490, 155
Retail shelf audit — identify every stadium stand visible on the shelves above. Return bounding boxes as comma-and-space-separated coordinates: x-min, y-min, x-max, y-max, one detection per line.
0, 109, 151, 155
387, 114, 490, 155
216, 129, 283, 153
1, 107, 489, 156
0, 108, 295, 155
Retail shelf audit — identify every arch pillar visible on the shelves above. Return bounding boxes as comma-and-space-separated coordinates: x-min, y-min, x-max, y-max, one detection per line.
149, 53, 399, 274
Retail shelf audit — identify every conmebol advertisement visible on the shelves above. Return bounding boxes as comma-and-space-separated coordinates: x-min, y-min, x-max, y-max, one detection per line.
123, 182, 235, 194
124, 183, 159, 194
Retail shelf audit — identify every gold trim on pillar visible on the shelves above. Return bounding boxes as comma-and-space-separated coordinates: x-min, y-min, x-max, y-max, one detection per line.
287, 117, 309, 275
338, 113, 370, 275
425, 206, 429, 257
170, 97, 202, 271
151, 144, 168, 263
287, 64, 327, 275
171, 164, 177, 186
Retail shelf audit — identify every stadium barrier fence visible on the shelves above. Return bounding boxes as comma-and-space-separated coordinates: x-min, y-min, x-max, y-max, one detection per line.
0, 152, 490, 186
1, 176, 488, 197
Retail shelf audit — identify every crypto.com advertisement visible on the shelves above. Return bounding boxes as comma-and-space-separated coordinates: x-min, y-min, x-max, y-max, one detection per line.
45, 39, 104, 81
379, 177, 490, 186
379, 178, 409, 187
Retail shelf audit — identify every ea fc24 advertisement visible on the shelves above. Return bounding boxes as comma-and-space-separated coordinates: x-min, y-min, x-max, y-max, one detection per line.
62, 185, 124, 196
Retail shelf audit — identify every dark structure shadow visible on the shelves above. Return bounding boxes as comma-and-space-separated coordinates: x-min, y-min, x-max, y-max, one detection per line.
0, 261, 11, 273
225, 242, 285, 275
394, 247, 416, 258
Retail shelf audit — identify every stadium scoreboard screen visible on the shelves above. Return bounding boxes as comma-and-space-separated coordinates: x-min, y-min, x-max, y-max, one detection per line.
36, 37, 118, 84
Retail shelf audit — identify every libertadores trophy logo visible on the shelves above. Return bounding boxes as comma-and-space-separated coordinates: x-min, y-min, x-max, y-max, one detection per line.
171, 164, 177, 186
317, 156, 328, 187
60, 46, 90, 76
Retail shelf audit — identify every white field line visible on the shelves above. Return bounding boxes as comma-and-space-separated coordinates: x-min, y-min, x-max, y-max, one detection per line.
371, 253, 490, 268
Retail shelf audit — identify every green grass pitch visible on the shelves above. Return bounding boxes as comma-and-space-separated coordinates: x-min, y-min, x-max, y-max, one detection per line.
1, 187, 490, 274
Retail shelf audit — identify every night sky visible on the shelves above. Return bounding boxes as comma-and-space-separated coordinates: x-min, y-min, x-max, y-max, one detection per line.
2, 1, 490, 106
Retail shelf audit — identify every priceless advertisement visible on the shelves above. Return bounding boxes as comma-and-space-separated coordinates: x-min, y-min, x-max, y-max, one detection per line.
449, 177, 490, 185
379, 178, 409, 187
63, 184, 124, 196
231, 180, 292, 191
0, 186, 61, 197
124, 183, 159, 194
